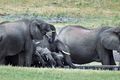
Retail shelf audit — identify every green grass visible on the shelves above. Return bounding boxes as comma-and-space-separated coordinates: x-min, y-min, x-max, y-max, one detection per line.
0, 1, 120, 80
0, 0, 120, 27
0, 66, 120, 80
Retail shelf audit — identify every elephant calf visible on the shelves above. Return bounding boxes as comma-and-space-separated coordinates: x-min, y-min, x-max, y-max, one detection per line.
58, 25, 120, 65
32, 40, 56, 67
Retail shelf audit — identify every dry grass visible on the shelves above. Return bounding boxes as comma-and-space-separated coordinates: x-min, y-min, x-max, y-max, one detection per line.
0, 0, 120, 27
0, 0, 120, 17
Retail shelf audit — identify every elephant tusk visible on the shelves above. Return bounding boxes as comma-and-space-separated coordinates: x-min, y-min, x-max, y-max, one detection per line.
35, 41, 41, 45
48, 31, 56, 34
45, 30, 56, 37
62, 50, 70, 55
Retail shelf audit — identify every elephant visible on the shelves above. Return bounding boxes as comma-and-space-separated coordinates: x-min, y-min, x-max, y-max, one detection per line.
58, 25, 120, 65
0, 19, 55, 66
32, 40, 56, 67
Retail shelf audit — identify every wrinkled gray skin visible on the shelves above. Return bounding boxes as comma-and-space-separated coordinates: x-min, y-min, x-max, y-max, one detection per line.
58, 25, 120, 65
33, 40, 56, 67
0, 19, 54, 66
31, 47, 46, 67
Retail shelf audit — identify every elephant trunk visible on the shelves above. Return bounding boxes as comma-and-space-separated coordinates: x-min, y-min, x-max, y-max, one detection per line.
51, 30, 56, 43
49, 24, 56, 43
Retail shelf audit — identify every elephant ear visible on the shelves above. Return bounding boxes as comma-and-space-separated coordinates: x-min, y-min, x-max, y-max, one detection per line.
30, 20, 43, 40
100, 27, 120, 50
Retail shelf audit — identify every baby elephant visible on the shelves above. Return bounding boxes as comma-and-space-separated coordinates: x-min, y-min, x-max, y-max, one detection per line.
32, 40, 56, 67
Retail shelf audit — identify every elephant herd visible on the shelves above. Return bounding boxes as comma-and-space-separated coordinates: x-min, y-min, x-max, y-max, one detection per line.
0, 19, 76, 68
0, 19, 119, 68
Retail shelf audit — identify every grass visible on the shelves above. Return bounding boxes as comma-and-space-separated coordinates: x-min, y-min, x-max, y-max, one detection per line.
0, 1, 120, 79
0, 0, 120, 27
0, 66, 120, 80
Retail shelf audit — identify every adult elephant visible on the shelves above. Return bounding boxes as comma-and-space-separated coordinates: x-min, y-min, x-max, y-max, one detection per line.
0, 19, 55, 66
58, 25, 120, 65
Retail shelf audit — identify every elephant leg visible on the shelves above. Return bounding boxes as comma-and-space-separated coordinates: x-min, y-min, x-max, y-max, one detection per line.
24, 40, 33, 67
100, 53, 116, 70
0, 51, 6, 65
97, 43, 113, 65
97, 48, 111, 65
109, 53, 116, 70
109, 53, 116, 65
18, 52, 24, 66
101, 54, 110, 65
25, 52, 32, 67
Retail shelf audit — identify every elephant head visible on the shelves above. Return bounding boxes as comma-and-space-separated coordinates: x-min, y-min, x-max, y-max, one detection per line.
30, 19, 56, 40
100, 27, 120, 52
